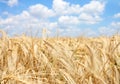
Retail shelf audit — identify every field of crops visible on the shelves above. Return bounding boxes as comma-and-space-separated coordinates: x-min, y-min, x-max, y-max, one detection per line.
0, 30, 120, 84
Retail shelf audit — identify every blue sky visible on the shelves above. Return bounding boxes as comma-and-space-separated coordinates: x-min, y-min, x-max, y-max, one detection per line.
0, 0, 120, 37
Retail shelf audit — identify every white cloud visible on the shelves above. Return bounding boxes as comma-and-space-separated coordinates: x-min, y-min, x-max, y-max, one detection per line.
0, 0, 18, 7
8, 0, 18, 7
60, 27, 97, 37
2, 11, 9, 16
29, 4, 55, 19
0, 0, 106, 36
52, 0, 81, 16
81, 1, 105, 15
79, 13, 102, 24
111, 22, 120, 29
114, 13, 120, 18
0, 10, 58, 36
99, 27, 117, 36
53, 0, 70, 15
48, 22, 58, 29
53, 0, 105, 15
99, 22, 120, 36
53, 0, 104, 24
58, 15, 79, 25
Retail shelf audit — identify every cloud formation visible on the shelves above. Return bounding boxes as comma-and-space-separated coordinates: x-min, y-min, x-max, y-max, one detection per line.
99, 22, 120, 36
114, 13, 120, 18
0, 0, 18, 7
29, 4, 55, 19
0, 0, 107, 36
8, 0, 18, 7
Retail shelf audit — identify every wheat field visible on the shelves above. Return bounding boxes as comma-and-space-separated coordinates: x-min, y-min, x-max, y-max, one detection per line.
0, 30, 120, 84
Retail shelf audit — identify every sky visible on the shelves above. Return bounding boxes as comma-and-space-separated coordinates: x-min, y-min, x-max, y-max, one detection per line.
0, 0, 120, 37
